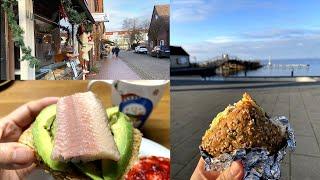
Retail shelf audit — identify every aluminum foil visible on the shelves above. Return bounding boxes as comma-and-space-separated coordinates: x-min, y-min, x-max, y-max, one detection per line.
200, 116, 296, 180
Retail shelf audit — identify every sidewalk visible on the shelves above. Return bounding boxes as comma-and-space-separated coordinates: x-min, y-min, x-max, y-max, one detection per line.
171, 83, 320, 180
88, 56, 141, 80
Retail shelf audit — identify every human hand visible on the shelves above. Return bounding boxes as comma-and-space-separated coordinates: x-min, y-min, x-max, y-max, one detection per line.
0, 97, 58, 179
191, 158, 244, 180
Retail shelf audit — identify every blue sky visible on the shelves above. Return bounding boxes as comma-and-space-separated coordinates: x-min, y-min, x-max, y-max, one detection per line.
104, 0, 169, 31
171, 0, 320, 61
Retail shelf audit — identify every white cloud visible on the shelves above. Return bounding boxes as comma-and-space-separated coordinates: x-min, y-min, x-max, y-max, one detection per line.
171, 0, 279, 23
206, 36, 239, 43
181, 33, 320, 61
171, 0, 212, 22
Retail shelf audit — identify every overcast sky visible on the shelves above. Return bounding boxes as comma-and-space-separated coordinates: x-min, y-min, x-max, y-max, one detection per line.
104, 0, 169, 31
171, 0, 320, 61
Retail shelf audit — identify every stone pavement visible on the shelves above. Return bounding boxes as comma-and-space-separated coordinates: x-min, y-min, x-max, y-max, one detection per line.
119, 51, 170, 80
171, 82, 320, 180
88, 56, 140, 80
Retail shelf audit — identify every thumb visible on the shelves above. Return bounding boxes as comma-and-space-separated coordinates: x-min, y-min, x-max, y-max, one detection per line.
0, 142, 35, 169
217, 161, 244, 180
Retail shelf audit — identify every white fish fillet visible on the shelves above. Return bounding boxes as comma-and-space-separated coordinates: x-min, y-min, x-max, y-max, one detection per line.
51, 92, 120, 162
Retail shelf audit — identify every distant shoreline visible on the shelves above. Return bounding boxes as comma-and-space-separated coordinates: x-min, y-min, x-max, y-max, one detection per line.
171, 75, 320, 82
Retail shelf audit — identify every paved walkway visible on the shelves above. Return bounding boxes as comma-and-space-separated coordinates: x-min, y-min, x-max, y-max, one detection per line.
119, 51, 170, 80
171, 82, 320, 180
88, 56, 140, 80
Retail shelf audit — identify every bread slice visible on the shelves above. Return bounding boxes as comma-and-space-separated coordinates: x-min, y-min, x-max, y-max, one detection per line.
201, 93, 285, 157
19, 126, 142, 180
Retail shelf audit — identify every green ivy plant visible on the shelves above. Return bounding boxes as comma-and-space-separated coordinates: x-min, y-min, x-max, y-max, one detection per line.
1, 0, 40, 68
61, 0, 87, 25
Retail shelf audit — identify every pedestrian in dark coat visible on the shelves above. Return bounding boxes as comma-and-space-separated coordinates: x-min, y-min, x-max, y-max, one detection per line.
115, 46, 120, 58
112, 47, 115, 56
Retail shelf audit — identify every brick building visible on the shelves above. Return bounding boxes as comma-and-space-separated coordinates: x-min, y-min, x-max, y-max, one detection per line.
86, 0, 106, 62
148, 5, 170, 50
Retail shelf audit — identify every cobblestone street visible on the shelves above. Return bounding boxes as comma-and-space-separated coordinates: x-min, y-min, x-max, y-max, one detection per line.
171, 81, 320, 180
88, 51, 169, 80
119, 51, 170, 80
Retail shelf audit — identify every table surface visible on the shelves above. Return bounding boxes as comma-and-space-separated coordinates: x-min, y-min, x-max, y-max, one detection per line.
0, 81, 170, 149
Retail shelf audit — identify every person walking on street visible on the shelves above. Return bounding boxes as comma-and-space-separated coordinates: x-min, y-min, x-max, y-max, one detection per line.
112, 47, 115, 57
115, 46, 120, 58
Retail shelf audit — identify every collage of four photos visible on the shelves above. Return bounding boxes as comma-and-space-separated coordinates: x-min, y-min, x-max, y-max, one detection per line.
1, 0, 320, 180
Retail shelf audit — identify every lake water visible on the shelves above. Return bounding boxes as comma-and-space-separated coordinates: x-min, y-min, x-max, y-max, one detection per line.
208, 59, 320, 78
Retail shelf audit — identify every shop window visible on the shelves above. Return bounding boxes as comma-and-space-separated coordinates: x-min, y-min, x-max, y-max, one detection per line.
150, 41, 154, 48
160, 40, 165, 46
177, 57, 188, 65
34, 18, 61, 67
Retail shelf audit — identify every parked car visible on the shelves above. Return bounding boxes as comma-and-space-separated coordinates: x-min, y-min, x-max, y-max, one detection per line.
135, 46, 148, 54
150, 46, 170, 58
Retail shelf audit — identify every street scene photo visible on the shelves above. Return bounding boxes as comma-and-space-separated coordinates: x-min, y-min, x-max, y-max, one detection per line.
0, 0, 170, 80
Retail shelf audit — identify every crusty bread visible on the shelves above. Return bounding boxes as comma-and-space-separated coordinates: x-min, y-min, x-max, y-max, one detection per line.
19, 126, 142, 180
201, 93, 285, 157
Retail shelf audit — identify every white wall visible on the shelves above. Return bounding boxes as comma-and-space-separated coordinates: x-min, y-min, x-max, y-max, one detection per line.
18, 0, 35, 80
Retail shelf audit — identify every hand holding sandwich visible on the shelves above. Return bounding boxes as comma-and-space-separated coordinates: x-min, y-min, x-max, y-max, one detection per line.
191, 158, 244, 180
0, 97, 58, 179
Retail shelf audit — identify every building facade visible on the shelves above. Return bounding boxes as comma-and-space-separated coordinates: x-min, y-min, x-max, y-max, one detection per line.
86, 0, 105, 62
170, 46, 190, 68
148, 5, 170, 50
104, 30, 148, 50
0, 0, 95, 80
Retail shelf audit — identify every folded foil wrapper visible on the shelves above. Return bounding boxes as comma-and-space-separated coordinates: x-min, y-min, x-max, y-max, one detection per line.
200, 116, 296, 180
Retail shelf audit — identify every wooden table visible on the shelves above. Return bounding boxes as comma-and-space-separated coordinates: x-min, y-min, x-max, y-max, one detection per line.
0, 81, 170, 148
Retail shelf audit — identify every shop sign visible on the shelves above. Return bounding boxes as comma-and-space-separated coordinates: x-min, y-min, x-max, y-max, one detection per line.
92, 13, 109, 22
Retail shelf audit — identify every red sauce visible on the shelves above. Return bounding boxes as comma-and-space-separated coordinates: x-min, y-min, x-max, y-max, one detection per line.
125, 156, 170, 180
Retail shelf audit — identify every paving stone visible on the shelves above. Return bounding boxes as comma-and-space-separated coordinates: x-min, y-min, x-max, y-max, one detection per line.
171, 163, 184, 178
311, 122, 320, 148
172, 84, 320, 179
89, 57, 140, 80
174, 154, 200, 180
293, 135, 320, 157
291, 121, 315, 137
283, 150, 291, 164
308, 112, 320, 122
173, 135, 201, 165
280, 163, 289, 180
119, 51, 170, 80
291, 154, 320, 180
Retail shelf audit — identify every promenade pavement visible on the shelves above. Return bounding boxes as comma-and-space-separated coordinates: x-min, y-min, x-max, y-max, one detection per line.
171, 82, 320, 180
88, 56, 140, 80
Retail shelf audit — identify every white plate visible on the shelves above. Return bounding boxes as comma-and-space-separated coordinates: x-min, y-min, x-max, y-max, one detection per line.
27, 138, 169, 180
139, 138, 170, 158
